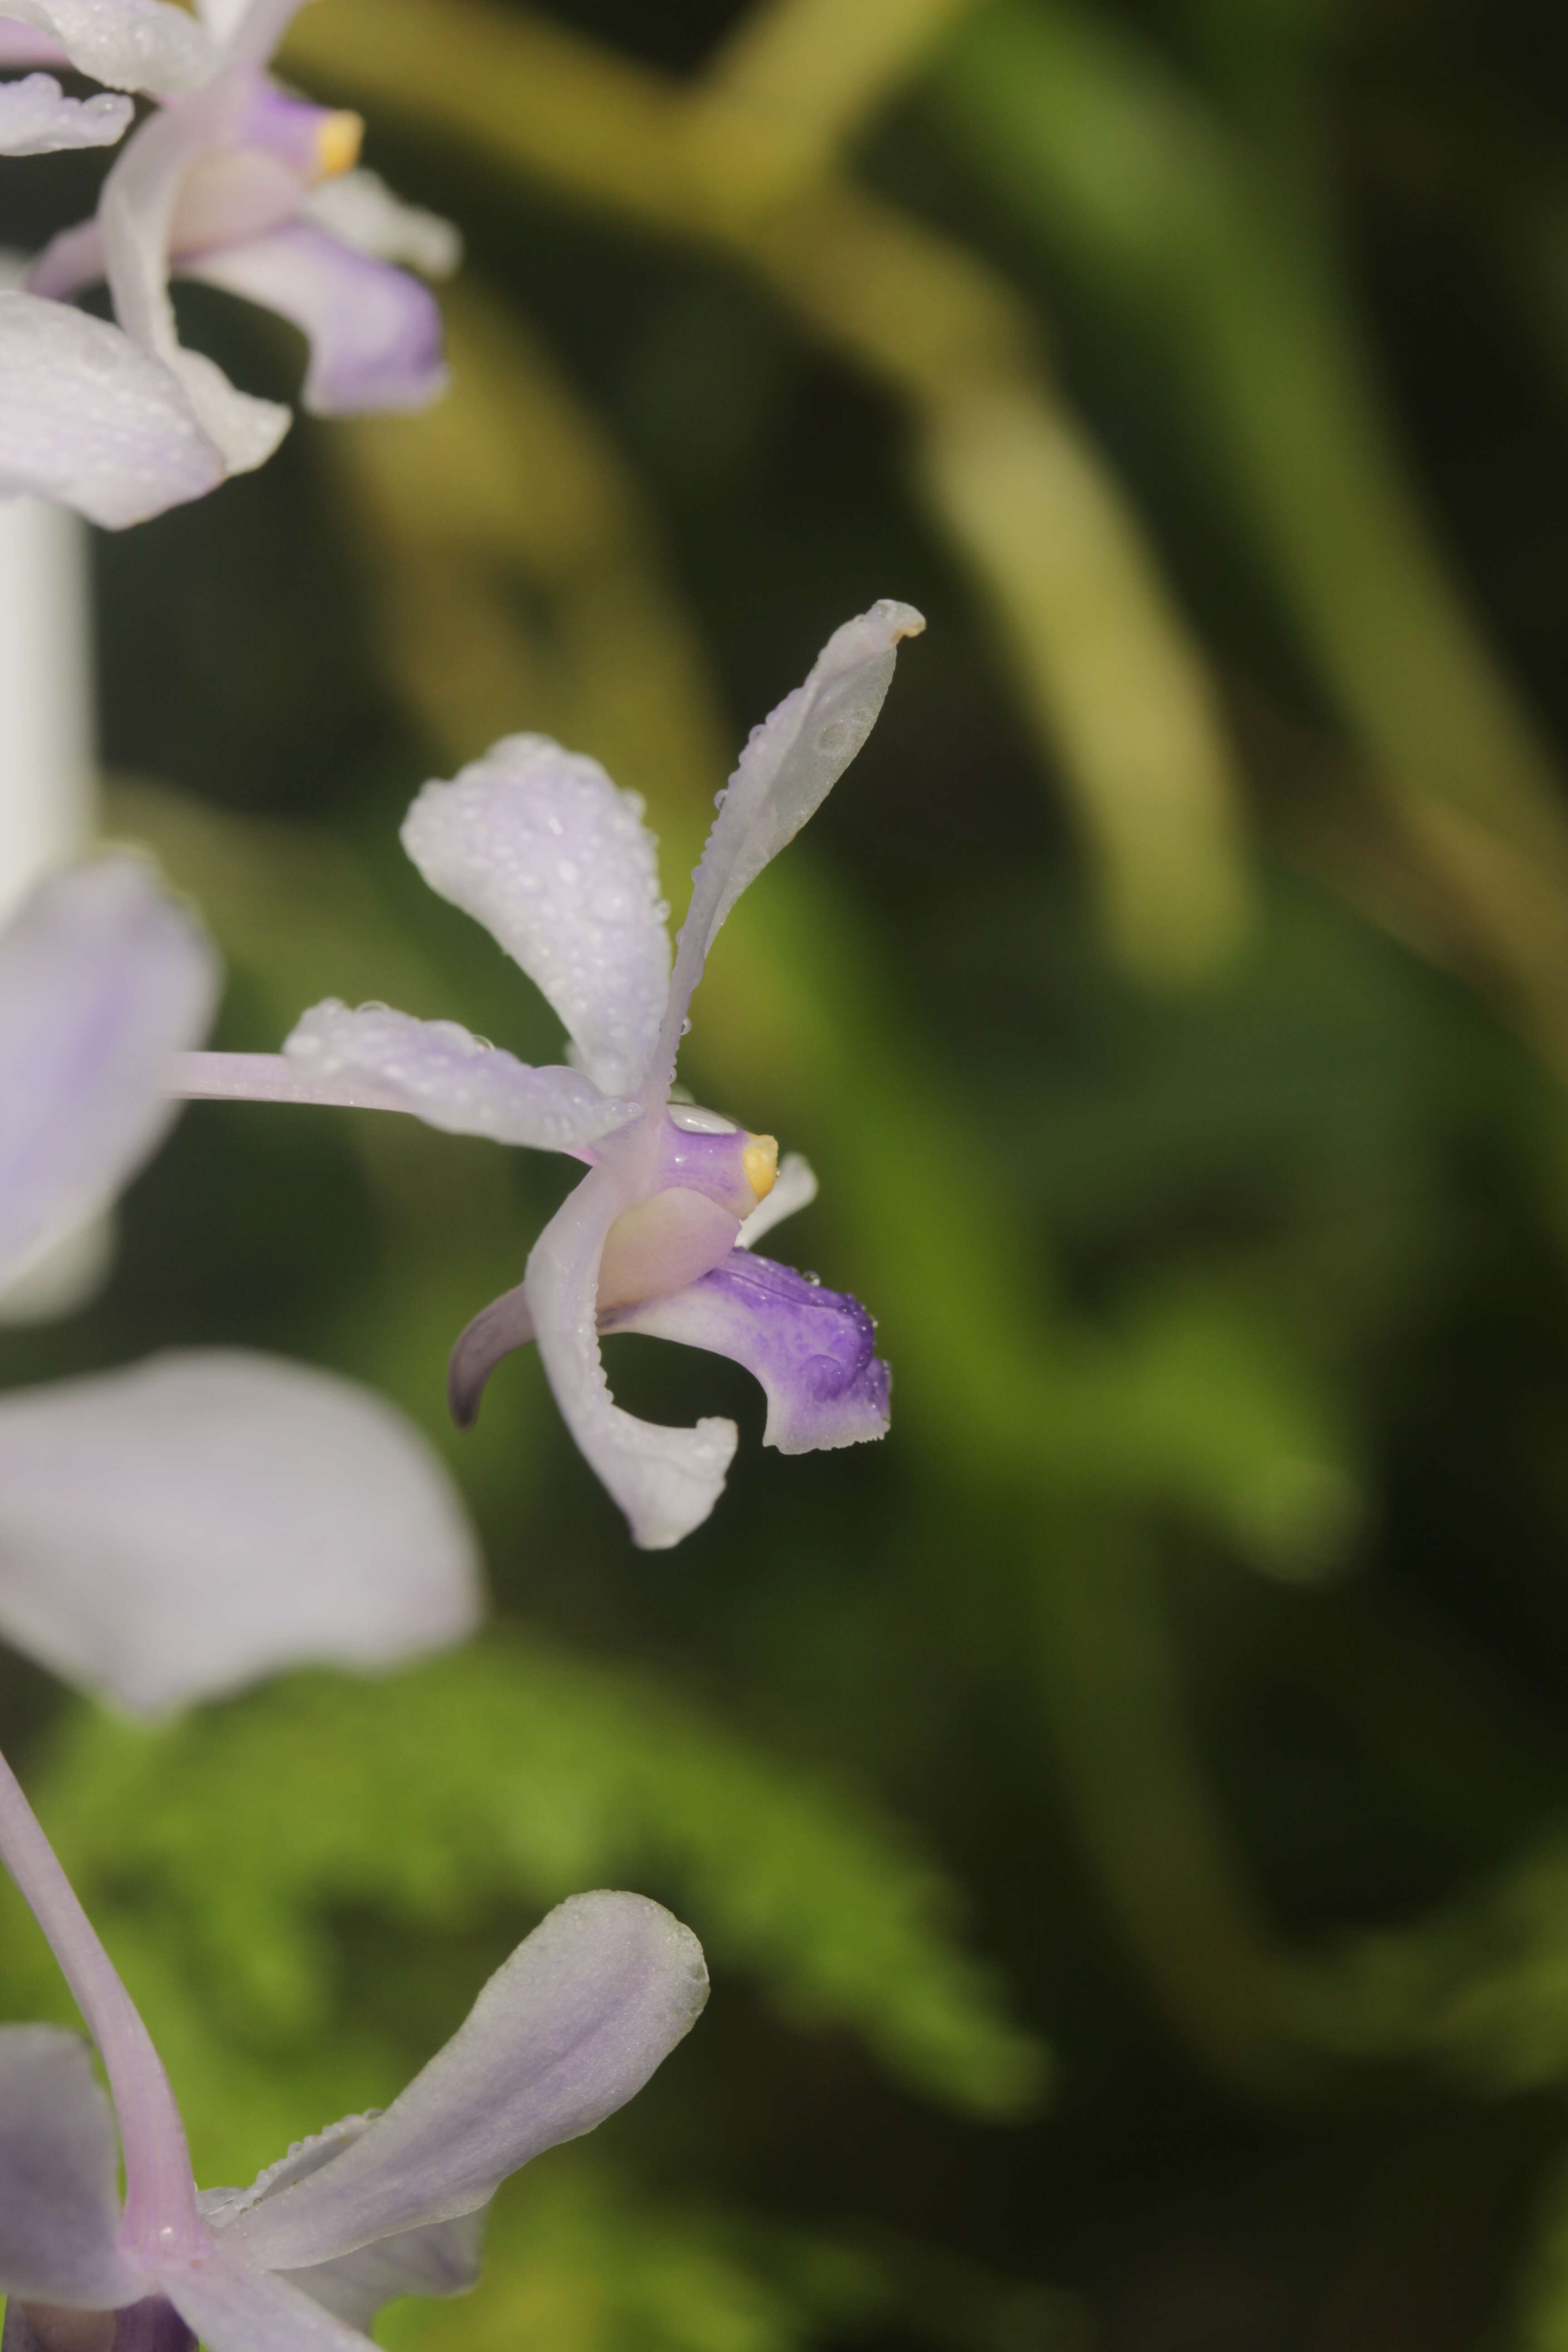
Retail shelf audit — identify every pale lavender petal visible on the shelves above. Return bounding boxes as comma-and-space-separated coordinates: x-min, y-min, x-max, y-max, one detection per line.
203, 2119, 483, 2332
0, 74, 130, 152
608, 1251, 890, 1453
401, 737, 672, 1098
162, 2246, 376, 2352
27, 216, 104, 303
0, 1350, 482, 1714
655, 601, 924, 1085
736, 1150, 817, 1248
0, 2027, 142, 2307
281, 1001, 637, 1150
525, 1167, 736, 1549
446, 1279, 533, 1430
0, 0, 214, 93
0, 26, 67, 64
300, 169, 461, 277
0, 293, 224, 526
229, 1893, 707, 2270
100, 90, 290, 473
0, 858, 217, 1291
185, 227, 446, 414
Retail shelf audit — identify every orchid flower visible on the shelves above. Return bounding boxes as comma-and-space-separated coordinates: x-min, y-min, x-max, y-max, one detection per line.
0, 0, 455, 525
176, 600, 924, 1549
0, 852, 481, 1712
0, 1740, 707, 2352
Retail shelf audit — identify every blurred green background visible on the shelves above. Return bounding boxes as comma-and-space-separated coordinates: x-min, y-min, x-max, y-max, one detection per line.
13, 0, 1568, 2342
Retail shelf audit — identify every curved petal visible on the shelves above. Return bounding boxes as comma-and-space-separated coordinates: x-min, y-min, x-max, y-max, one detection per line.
608, 1251, 890, 1454
184, 226, 446, 416
0, 74, 130, 152
401, 737, 672, 1099
0, 293, 223, 527
100, 88, 290, 475
229, 1893, 707, 2270
654, 601, 924, 1086
525, 1166, 737, 1549
176, 1011, 637, 1153
446, 1280, 532, 1430
300, 169, 461, 278
735, 1150, 816, 1249
0, 2027, 141, 2308
0, 858, 217, 1291
0, 0, 214, 92
0, 1350, 482, 1714
446, 1186, 740, 1431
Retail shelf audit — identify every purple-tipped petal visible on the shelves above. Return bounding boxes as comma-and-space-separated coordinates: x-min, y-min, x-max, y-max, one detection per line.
0, 294, 224, 526
401, 738, 673, 1099
654, 601, 924, 1085
609, 1251, 890, 1453
0, 73, 130, 151
0, 2027, 141, 2308
228, 1893, 706, 2271
186, 226, 447, 415
525, 1167, 737, 1549
0, 0, 214, 93
0, 858, 217, 1290
0, 1350, 482, 1714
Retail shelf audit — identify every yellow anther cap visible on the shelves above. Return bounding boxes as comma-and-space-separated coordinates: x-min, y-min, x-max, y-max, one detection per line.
742, 1135, 779, 1202
314, 111, 363, 181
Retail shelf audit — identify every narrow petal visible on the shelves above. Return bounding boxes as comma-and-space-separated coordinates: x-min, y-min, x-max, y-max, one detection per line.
654, 602, 924, 1085
446, 1279, 533, 1430
162, 2247, 375, 2352
100, 91, 290, 475
0, 2027, 142, 2308
401, 737, 672, 1099
525, 1167, 737, 1549
184, 226, 446, 416
0, 0, 214, 93
0, 74, 130, 152
0, 1350, 482, 1714
282, 1002, 638, 1150
0, 858, 217, 1292
300, 168, 461, 278
735, 1150, 817, 1249
608, 1251, 890, 1454
228, 1893, 707, 2271
203, 2119, 482, 2332
175, 1023, 637, 1153
0, 293, 224, 527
